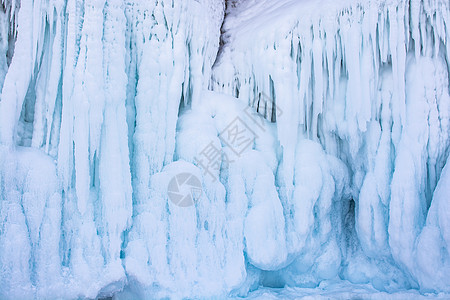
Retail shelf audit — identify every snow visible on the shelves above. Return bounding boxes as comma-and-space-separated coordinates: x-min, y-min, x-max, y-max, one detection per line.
0, 0, 449, 299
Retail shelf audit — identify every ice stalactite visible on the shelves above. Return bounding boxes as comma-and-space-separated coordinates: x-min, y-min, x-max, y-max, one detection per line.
0, 0, 449, 298
0, 0, 224, 298
212, 0, 450, 293
122, 1, 226, 297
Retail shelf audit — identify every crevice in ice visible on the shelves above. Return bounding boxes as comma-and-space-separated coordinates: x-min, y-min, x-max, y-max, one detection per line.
1, 0, 18, 62
17, 76, 36, 147
212, 0, 238, 69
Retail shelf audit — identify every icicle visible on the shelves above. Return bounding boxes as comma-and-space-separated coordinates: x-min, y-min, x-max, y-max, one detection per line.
44, 11, 63, 153
0, 0, 33, 146
312, 24, 323, 140
58, 0, 79, 192
324, 21, 335, 109
98, 0, 132, 272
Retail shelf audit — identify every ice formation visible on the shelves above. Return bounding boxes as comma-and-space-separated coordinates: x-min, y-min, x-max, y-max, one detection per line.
0, 0, 449, 299
212, 0, 450, 294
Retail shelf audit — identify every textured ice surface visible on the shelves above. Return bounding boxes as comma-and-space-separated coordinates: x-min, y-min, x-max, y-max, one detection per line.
0, 0, 449, 299
0, 0, 225, 298
236, 280, 450, 300
213, 0, 450, 293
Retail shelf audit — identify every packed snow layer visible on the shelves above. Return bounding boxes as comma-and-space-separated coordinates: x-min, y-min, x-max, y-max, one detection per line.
212, 0, 450, 294
0, 0, 449, 299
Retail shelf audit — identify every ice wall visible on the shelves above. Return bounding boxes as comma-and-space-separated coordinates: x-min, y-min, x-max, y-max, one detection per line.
212, 0, 450, 293
0, 0, 449, 298
0, 0, 224, 298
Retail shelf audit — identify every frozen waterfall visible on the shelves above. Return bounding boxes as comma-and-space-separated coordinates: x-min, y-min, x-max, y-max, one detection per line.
0, 0, 449, 299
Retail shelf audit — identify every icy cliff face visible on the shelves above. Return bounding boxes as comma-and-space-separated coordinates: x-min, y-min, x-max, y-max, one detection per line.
0, 0, 449, 299
0, 0, 224, 298
212, 0, 450, 293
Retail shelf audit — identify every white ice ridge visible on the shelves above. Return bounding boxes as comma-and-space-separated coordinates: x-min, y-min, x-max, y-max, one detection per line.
212, 0, 450, 294
0, 0, 448, 299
